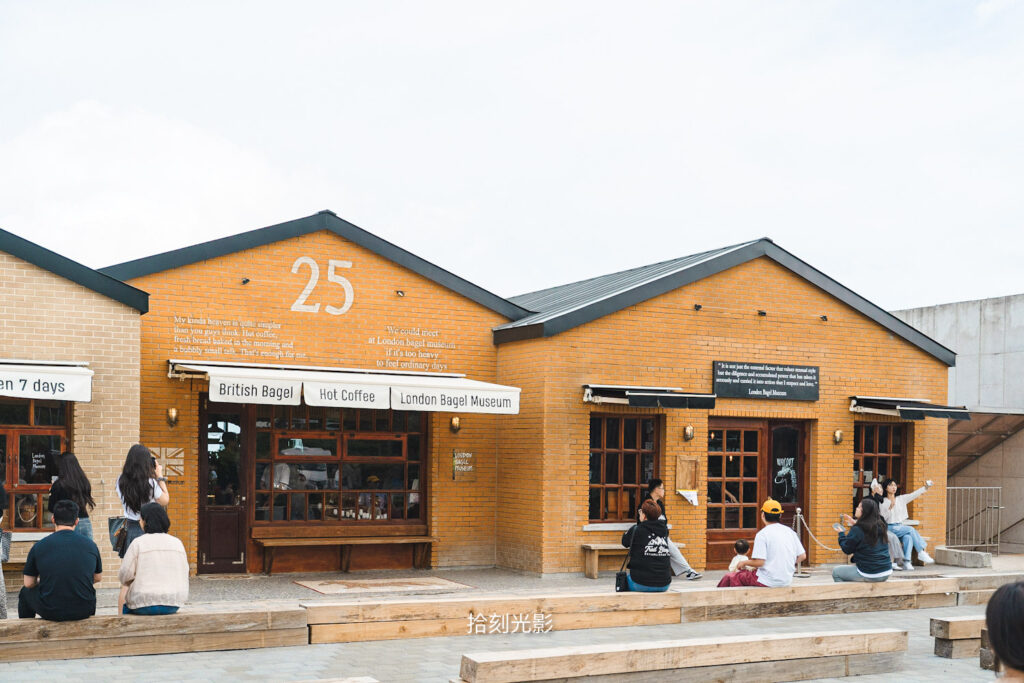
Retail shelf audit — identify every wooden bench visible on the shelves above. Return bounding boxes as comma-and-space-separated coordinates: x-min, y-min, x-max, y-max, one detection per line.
930, 615, 985, 658
581, 541, 685, 579
305, 591, 683, 644
254, 535, 438, 575
454, 628, 909, 682
0, 603, 307, 662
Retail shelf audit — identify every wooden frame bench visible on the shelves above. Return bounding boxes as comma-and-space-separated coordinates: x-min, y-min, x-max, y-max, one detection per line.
254, 535, 438, 575
0, 603, 306, 662
454, 628, 909, 682
581, 541, 685, 579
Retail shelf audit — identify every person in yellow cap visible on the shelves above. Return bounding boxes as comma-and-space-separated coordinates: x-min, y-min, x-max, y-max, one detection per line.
717, 499, 806, 588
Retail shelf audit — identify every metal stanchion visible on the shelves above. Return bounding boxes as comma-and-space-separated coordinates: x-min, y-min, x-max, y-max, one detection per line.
793, 507, 811, 578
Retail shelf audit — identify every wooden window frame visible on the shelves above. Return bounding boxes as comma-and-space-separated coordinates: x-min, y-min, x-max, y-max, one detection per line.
706, 423, 763, 531
852, 422, 907, 507
0, 398, 71, 531
588, 414, 660, 523
252, 406, 425, 526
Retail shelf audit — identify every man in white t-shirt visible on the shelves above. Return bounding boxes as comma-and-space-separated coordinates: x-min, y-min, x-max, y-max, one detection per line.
717, 499, 807, 588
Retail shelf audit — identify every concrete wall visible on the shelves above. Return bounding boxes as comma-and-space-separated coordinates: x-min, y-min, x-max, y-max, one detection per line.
894, 294, 1024, 553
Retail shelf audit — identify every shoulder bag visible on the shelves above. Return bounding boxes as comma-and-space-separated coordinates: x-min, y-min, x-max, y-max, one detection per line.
107, 516, 127, 554
615, 524, 638, 592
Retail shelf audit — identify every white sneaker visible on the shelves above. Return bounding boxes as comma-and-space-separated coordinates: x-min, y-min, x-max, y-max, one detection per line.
902, 560, 914, 571
892, 563, 903, 571
918, 550, 935, 565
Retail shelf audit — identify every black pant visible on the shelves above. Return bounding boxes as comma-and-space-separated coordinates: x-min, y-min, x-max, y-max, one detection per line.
18, 586, 91, 621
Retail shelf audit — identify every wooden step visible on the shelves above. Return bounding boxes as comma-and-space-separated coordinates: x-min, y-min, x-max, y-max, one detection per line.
457, 628, 908, 683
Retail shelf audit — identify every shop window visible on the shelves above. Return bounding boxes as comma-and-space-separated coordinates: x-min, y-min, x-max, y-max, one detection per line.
588, 416, 658, 522
0, 398, 69, 530
253, 407, 425, 524
707, 428, 760, 530
852, 423, 906, 508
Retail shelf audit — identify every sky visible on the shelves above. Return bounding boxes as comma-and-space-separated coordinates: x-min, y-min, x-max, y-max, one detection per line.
1, 1, 1023, 310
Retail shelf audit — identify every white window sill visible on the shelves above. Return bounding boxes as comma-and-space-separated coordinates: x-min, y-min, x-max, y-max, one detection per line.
11, 532, 51, 541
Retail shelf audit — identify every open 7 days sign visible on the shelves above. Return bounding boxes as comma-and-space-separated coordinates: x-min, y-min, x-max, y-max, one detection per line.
713, 361, 820, 402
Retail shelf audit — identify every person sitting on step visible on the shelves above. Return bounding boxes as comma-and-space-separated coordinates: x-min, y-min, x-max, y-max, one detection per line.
877, 477, 935, 571
717, 499, 806, 588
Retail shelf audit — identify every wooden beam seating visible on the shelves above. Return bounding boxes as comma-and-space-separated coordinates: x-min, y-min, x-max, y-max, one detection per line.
581, 541, 685, 579
930, 615, 985, 658
0, 603, 307, 663
254, 535, 438, 575
304, 592, 683, 644
979, 627, 999, 671
454, 628, 909, 682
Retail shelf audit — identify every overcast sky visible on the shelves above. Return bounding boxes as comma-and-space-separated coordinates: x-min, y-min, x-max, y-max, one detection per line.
2, 1, 1022, 310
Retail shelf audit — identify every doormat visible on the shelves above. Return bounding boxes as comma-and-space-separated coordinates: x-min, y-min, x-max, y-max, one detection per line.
294, 576, 472, 595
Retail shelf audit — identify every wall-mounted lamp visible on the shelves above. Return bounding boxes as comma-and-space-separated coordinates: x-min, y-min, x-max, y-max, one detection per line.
682, 424, 695, 441
450, 416, 461, 433
241, 278, 251, 285
757, 310, 767, 317
166, 408, 179, 428
820, 315, 828, 322
395, 290, 406, 297
693, 304, 702, 311
833, 429, 843, 444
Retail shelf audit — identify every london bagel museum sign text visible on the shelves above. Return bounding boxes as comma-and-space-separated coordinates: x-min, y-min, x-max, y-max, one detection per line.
712, 361, 820, 401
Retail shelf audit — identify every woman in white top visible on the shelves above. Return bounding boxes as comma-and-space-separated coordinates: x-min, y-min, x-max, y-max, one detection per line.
118, 502, 188, 615
878, 477, 934, 571
116, 444, 170, 558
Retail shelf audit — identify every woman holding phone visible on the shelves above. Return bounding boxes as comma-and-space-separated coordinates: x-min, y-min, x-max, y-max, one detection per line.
116, 444, 169, 558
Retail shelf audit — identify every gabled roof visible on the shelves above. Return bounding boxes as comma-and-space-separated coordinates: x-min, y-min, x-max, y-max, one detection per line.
100, 211, 530, 320
495, 238, 957, 367
0, 227, 148, 313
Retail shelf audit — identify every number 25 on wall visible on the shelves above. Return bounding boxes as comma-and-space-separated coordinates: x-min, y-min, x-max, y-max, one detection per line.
289, 257, 354, 315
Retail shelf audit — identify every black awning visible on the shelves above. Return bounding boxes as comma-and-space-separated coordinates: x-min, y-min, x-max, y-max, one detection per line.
850, 396, 971, 421
583, 385, 716, 409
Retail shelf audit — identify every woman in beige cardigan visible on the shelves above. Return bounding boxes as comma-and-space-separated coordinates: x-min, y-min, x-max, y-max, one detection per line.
118, 502, 188, 615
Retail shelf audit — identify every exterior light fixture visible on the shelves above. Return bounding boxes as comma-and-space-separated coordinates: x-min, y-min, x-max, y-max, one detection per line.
833, 429, 843, 444
241, 278, 251, 285
757, 310, 767, 317
693, 304, 702, 311
820, 315, 828, 321
683, 425, 695, 441
450, 416, 461, 433
166, 408, 179, 427
396, 290, 406, 297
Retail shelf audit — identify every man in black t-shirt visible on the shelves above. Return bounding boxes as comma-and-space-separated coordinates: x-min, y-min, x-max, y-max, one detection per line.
20, 499, 103, 621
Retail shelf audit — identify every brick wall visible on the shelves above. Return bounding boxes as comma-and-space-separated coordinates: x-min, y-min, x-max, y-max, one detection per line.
126, 229, 507, 572
497, 256, 949, 573
0, 251, 141, 588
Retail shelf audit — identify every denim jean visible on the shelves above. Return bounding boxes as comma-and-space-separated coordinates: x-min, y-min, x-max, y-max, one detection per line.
626, 576, 669, 592
888, 523, 926, 560
74, 517, 93, 542
122, 604, 179, 615
832, 564, 889, 582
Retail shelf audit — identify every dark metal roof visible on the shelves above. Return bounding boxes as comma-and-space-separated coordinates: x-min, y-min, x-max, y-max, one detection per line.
0, 227, 149, 313
494, 238, 957, 367
99, 211, 530, 320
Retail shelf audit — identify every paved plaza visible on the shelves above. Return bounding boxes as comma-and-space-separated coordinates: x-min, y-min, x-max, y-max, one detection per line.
3, 558, 1019, 682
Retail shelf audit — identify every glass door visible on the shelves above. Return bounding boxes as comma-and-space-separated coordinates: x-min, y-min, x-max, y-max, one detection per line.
706, 420, 764, 569
198, 402, 248, 573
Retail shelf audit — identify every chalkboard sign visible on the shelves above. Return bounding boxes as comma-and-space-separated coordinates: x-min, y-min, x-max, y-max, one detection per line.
713, 361, 819, 401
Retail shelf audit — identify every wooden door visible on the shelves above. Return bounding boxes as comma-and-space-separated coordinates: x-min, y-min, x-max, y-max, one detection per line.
198, 399, 249, 573
705, 419, 807, 569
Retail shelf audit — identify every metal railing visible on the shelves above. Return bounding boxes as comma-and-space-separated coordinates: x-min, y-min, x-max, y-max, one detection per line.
946, 487, 1002, 554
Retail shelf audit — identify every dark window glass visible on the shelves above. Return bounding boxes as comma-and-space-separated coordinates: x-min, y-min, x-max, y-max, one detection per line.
254, 493, 270, 521
708, 507, 722, 529
0, 399, 30, 425
274, 408, 289, 430
406, 412, 422, 432
390, 493, 406, 520
743, 430, 758, 452
407, 464, 420, 490
589, 415, 658, 521
624, 419, 637, 450
625, 488, 637, 519
725, 455, 740, 478
589, 418, 601, 449
589, 488, 601, 520
256, 405, 272, 429
290, 408, 307, 430
891, 428, 902, 454
254, 462, 269, 491
641, 419, 655, 450
863, 426, 875, 453
743, 456, 757, 478
707, 481, 723, 504
347, 439, 402, 459
743, 481, 757, 502
255, 432, 272, 460
622, 453, 637, 484
877, 425, 890, 453
708, 455, 723, 478
375, 412, 389, 432
343, 409, 357, 431
605, 453, 620, 484
358, 411, 373, 432
34, 401, 66, 427
725, 481, 740, 502
277, 437, 337, 457
726, 430, 741, 452
742, 507, 756, 528
407, 435, 421, 461
641, 453, 655, 483
307, 407, 324, 430
19, 435, 61, 485
708, 430, 723, 452
606, 419, 620, 450
589, 453, 601, 484
853, 426, 862, 452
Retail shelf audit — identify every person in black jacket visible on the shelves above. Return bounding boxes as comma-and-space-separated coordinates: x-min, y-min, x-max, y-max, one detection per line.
833, 497, 892, 582
621, 499, 672, 592
639, 479, 702, 580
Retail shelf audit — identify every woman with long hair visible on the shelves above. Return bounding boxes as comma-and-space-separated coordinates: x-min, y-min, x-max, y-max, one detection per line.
868, 478, 906, 570
116, 444, 169, 558
48, 452, 96, 540
834, 497, 892, 583
118, 502, 188, 615
879, 477, 935, 570
986, 581, 1024, 679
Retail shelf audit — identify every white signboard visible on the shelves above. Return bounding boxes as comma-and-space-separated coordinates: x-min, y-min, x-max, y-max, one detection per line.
303, 381, 390, 409
0, 365, 93, 402
208, 374, 301, 405
391, 387, 519, 414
